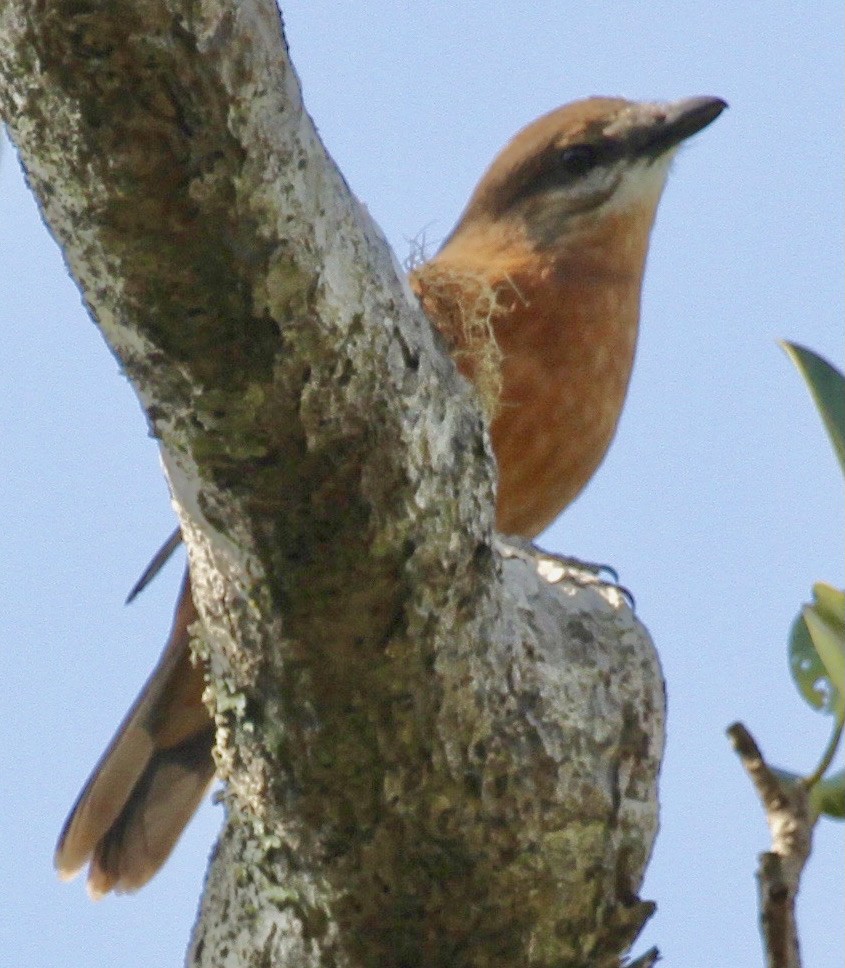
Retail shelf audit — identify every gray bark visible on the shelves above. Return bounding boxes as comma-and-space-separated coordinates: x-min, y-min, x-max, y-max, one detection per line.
0, 2, 665, 965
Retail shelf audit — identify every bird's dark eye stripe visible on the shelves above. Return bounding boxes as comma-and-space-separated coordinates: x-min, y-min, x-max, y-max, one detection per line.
499, 138, 622, 212
557, 137, 628, 173
557, 143, 597, 174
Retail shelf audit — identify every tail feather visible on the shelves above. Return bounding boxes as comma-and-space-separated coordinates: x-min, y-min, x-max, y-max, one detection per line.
55, 718, 156, 881
87, 727, 215, 897
125, 528, 183, 604
55, 570, 215, 895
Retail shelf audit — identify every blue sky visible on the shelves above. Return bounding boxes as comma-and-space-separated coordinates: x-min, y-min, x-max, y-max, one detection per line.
2, 2, 842, 965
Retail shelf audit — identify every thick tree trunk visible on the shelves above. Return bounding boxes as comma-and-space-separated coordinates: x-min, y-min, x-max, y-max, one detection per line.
0, 2, 665, 964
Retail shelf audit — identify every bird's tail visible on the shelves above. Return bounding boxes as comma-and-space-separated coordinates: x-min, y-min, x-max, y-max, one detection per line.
54, 570, 215, 897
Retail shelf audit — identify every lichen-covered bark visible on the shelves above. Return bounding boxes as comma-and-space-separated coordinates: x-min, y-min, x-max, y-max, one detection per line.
0, 2, 665, 965
185, 545, 664, 968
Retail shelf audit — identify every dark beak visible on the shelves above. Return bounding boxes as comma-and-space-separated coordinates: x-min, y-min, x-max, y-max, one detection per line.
633, 96, 727, 159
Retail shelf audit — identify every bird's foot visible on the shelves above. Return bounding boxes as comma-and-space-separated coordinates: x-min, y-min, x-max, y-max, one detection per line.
494, 534, 634, 608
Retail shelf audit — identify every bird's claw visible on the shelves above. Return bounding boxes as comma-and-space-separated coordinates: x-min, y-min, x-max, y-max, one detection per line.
494, 534, 635, 610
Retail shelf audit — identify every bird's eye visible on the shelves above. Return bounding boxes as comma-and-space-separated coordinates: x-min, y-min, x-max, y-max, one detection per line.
557, 144, 597, 176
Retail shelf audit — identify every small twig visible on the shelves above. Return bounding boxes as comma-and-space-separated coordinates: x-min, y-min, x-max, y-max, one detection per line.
727, 722, 815, 968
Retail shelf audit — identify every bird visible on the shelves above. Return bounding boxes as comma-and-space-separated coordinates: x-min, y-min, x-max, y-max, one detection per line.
55, 94, 726, 897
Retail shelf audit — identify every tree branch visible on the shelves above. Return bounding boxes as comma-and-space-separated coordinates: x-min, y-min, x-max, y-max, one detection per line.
727, 723, 815, 968
1, 2, 665, 964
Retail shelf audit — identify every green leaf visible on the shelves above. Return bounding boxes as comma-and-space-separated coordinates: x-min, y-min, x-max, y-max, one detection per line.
789, 611, 836, 713
812, 582, 845, 632
788, 585, 845, 718
803, 603, 845, 720
781, 342, 845, 475
810, 768, 845, 820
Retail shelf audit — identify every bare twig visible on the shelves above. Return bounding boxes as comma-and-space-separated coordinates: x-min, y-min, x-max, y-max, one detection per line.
727, 722, 815, 968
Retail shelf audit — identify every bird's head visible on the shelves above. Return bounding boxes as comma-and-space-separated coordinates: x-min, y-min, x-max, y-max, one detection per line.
444, 95, 726, 256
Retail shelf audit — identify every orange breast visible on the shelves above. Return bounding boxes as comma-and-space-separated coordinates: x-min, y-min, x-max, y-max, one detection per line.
412, 206, 652, 539
489, 263, 640, 536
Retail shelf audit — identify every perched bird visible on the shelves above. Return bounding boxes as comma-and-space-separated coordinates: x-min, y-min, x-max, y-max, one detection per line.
55, 95, 726, 897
